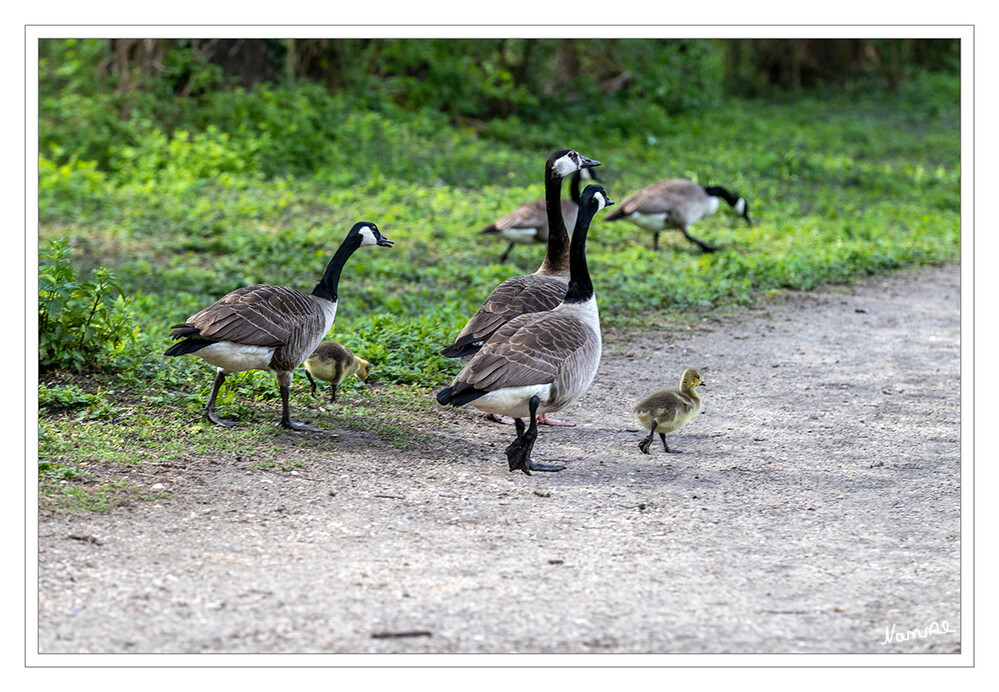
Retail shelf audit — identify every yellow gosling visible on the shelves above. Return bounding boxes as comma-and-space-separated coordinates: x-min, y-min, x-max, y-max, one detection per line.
303, 341, 371, 403
633, 368, 704, 454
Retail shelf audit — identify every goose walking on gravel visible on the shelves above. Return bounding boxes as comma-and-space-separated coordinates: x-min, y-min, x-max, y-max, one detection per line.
633, 368, 704, 454
480, 167, 602, 264
437, 184, 613, 475
604, 178, 751, 252
165, 222, 393, 430
441, 148, 601, 426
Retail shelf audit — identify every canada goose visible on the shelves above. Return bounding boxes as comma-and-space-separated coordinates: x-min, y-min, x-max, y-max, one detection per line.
441, 149, 600, 361
437, 184, 613, 475
442, 148, 601, 427
633, 368, 704, 454
303, 341, 371, 403
604, 179, 751, 252
480, 167, 603, 263
164, 222, 393, 430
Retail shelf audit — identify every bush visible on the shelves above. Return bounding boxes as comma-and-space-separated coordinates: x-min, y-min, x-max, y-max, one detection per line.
38, 239, 137, 372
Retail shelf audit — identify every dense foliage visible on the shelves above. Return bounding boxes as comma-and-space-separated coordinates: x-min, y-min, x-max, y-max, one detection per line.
37, 39, 960, 457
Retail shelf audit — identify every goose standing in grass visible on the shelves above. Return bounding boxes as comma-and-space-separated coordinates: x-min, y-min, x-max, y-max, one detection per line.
604, 178, 751, 252
633, 368, 704, 454
164, 222, 393, 430
441, 148, 601, 426
303, 341, 371, 403
480, 167, 603, 264
437, 184, 613, 475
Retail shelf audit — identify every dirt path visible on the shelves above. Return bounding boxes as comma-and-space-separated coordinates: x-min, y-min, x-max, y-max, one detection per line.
36, 263, 962, 655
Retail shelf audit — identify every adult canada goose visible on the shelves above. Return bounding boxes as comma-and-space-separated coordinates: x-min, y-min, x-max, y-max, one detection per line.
604, 178, 751, 252
480, 167, 603, 264
441, 148, 600, 361
633, 368, 704, 454
437, 184, 613, 475
441, 148, 601, 426
164, 222, 393, 430
303, 341, 371, 403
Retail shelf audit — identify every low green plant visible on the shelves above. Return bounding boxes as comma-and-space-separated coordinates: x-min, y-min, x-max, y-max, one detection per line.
38, 239, 137, 373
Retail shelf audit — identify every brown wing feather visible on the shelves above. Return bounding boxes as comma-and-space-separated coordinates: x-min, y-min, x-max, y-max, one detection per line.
616, 179, 705, 215
455, 311, 590, 393
184, 285, 320, 348
452, 274, 568, 346
485, 198, 578, 243
488, 198, 547, 232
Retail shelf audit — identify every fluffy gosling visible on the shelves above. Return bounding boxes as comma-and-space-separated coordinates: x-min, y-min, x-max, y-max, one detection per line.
303, 341, 371, 403
633, 368, 704, 454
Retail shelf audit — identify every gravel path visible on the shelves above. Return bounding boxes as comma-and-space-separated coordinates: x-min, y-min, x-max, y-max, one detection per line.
35, 263, 962, 656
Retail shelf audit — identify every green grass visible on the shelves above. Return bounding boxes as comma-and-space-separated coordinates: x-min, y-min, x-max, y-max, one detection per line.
36, 74, 961, 509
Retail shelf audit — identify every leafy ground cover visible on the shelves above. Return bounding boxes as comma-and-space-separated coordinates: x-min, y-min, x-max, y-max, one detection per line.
36, 69, 960, 510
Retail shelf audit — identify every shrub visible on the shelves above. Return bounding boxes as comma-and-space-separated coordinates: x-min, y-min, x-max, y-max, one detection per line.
38, 239, 137, 372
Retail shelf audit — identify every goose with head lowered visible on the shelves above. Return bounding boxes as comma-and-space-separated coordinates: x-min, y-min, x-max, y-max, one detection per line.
437, 184, 613, 475
303, 340, 371, 403
604, 178, 751, 252
441, 148, 600, 426
164, 222, 393, 431
480, 167, 603, 264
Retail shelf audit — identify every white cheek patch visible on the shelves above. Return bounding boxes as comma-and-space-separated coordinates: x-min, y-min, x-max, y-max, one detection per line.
552, 154, 579, 178
734, 198, 747, 215
359, 226, 377, 246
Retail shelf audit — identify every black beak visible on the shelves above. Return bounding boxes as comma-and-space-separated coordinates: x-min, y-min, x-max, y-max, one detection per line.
579, 155, 601, 169
377, 234, 394, 247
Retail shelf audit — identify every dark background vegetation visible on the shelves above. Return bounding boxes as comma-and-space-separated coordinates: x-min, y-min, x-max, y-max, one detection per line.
36, 37, 960, 507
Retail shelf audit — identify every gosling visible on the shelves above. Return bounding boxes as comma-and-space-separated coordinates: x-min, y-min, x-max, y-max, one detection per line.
633, 369, 704, 454
303, 341, 371, 403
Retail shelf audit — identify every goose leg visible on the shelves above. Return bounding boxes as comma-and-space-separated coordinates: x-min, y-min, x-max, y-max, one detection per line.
652, 231, 660, 251
277, 372, 319, 432
537, 412, 575, 427
682, 228, 717, 253
638, 419, 657, 454
504, 417, 528, 458
662, 433, 682, 453
507, 395, 566, 475
305, 370, 319, 396
489, 411, 573, 426
500, 242, 515, 264
205, 369, 238, 428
